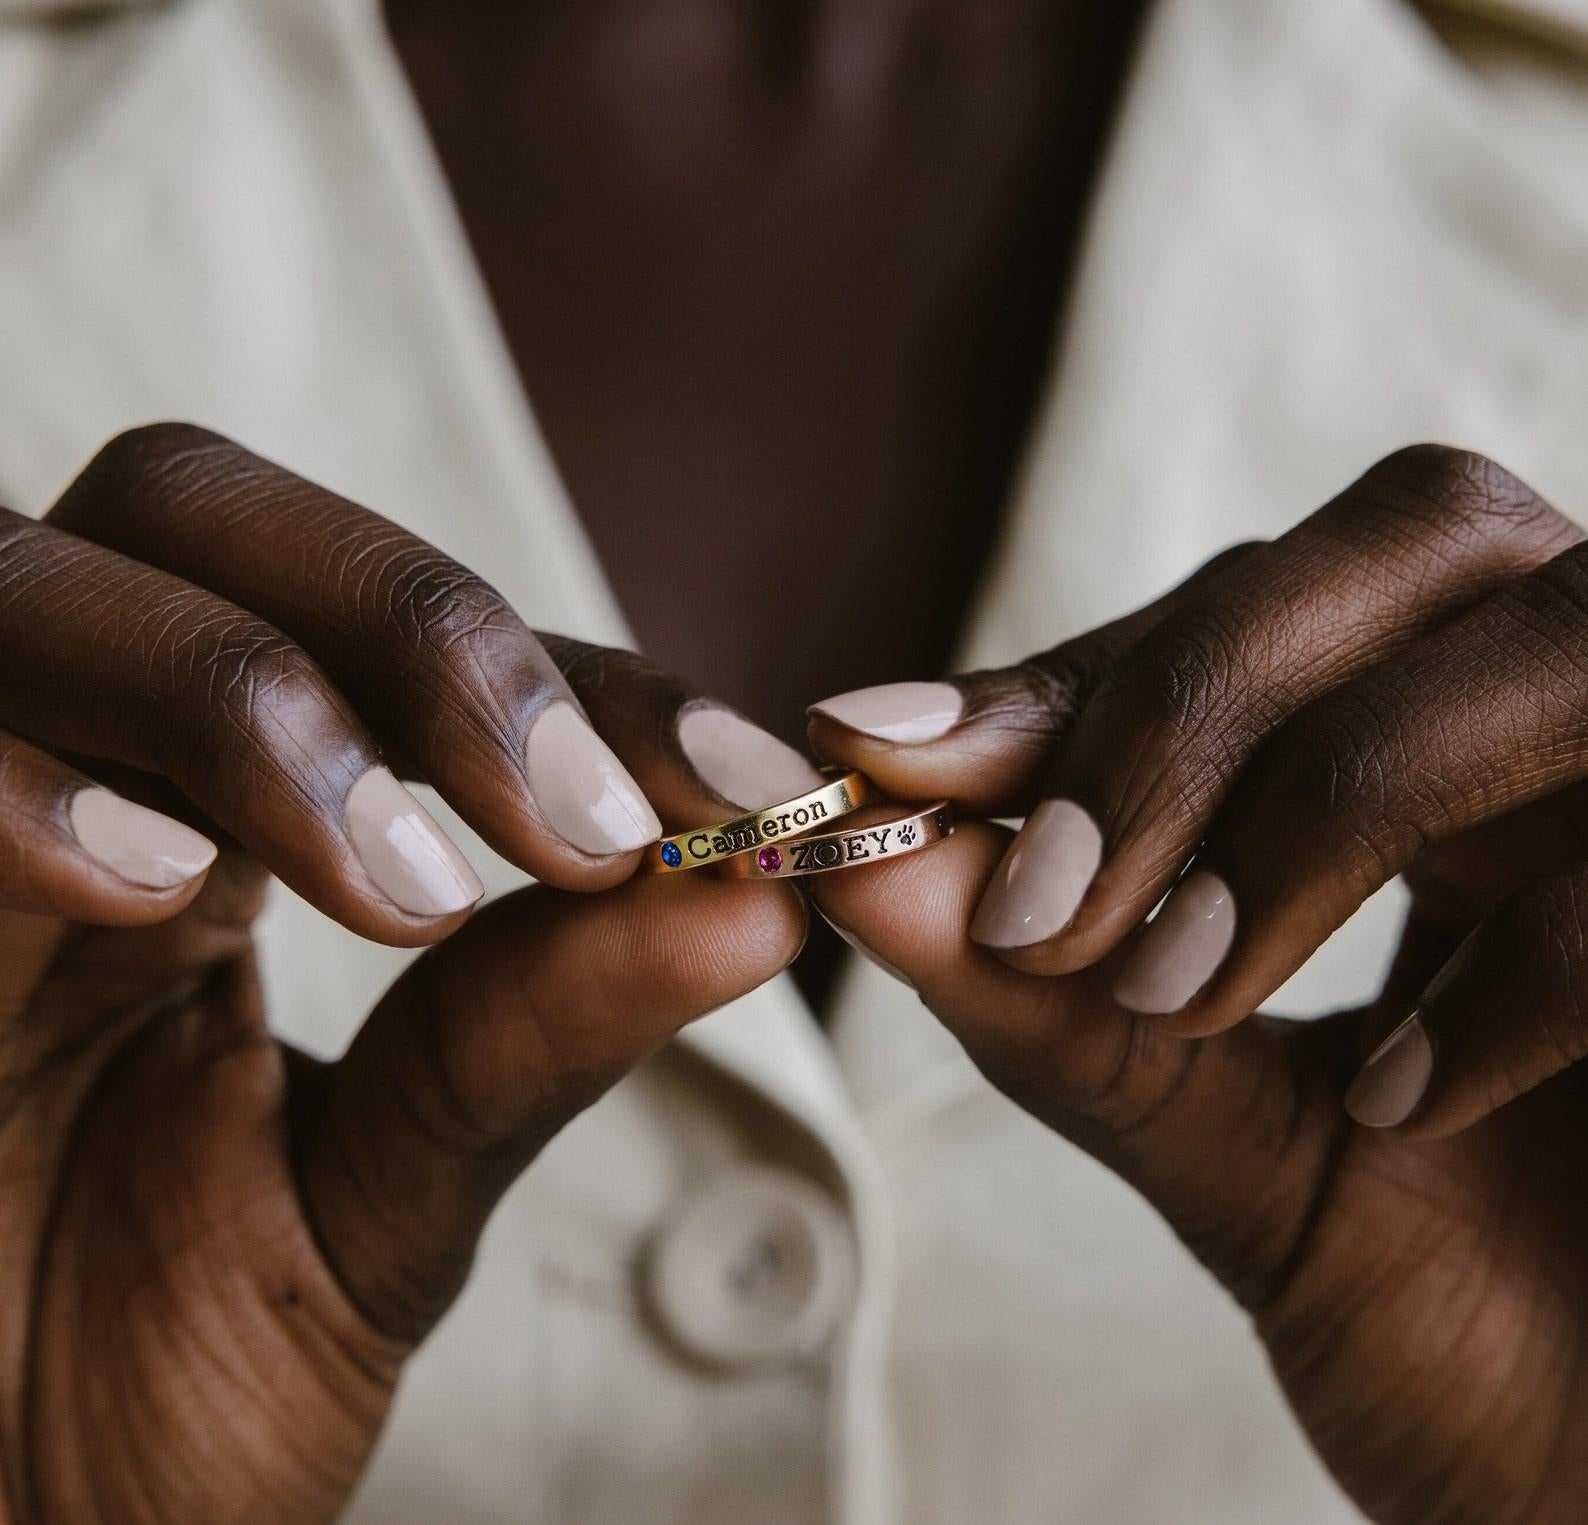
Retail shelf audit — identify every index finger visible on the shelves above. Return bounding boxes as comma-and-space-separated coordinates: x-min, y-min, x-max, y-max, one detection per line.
49, 424, 661, 890
805, 543, 1261, 816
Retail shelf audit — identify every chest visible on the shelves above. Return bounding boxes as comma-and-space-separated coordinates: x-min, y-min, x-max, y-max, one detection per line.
385, 0, 1147, 741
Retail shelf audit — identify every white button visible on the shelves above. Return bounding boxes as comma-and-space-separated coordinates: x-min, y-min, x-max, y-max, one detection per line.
644, 1165, 858, 1369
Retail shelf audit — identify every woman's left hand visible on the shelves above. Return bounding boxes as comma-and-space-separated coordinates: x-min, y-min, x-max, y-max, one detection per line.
806, 444, 1588, 1525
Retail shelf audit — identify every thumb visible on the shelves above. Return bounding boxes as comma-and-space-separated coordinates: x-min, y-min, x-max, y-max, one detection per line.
809, 819, 1347, 1308
297, 870, 805, 1345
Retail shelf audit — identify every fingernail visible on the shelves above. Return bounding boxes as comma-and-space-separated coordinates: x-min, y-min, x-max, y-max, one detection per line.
970, 801, 1102, 948
1112, 871, 1236, 1015
346, 767, 483, 917
809, 681, 963, 743
68, 788, 217, 889
677, 704, 824, 811
525, 700, 661, 855
1345, 1014, 1433, 1128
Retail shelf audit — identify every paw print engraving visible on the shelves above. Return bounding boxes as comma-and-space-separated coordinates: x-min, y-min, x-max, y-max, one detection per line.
897, 823, 917, 846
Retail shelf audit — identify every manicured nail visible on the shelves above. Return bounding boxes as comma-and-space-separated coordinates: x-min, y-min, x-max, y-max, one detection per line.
346, 768, 483, 917
1113, 871, 1236, 1015
970, 800, 1102, 948
68, 788, 217, 889
525, 700, 661, 855
809, 681, 963, 743
1345, 1015, 1433, 1128
678, 705, 824, 810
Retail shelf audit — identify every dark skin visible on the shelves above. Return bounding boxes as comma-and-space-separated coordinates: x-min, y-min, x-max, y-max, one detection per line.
383, 0, 1149, 1002
812, 447, 1588, 1524
0, 426, 806, 1522
9, 7, 1588, 1525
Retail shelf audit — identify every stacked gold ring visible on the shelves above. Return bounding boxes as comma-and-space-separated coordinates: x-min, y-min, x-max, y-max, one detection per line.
717, 800, 954, 879
643, 769, 873, 874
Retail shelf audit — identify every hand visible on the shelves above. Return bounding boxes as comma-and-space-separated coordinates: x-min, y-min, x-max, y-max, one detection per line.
808, 445, 1588, 1525
0, 425, 806, 1523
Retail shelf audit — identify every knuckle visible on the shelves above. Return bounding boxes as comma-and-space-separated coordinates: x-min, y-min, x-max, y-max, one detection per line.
87, 421, 232, 493
207, 633, 326, 736
1243, 710, 1349, 821
1185, 537, 1272, 591
1173, 538, 1269, 593
1099, 609, 1251, 741
1370, 442, 1513, 507
1202, 537, 1268, 570
65, 423, 248, 538
0, 514, 122, 627
368, 548, 517, 658
1509, 542, 1588, 635
1086, 604, 1284, 806
1242, 691, 1423, 888
1074, 605, 1297, 838
554, 639, 657, 700
148, 607, 337, 765
0, 505, 46, 561
1463, 545, 1588, 714
1361, 443, 1564, 548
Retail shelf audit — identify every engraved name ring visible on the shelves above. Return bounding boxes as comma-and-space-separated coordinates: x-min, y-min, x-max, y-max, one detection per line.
717, 801, 955, 879
643, 768, 873, 874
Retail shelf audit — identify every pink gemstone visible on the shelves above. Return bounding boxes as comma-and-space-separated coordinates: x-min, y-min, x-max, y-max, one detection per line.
757, 846, 783, 873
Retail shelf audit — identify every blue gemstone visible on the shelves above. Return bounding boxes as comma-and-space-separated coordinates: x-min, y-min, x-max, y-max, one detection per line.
661, 842, 683, 868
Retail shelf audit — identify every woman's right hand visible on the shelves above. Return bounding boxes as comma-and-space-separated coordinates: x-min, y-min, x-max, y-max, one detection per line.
0, 424, 811, 1523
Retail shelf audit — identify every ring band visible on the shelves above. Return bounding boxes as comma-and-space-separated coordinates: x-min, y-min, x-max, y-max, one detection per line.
643, 769, 873, 874
718, 801, 954, 879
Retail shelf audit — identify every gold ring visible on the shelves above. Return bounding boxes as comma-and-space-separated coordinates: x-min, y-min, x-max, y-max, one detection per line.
717, 801, 954, 879
643, 768, 873, 874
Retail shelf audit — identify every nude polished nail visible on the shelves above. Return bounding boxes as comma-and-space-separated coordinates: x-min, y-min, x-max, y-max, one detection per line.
678, 705, 823, 811
346, 768, 483, 917
970, 800, 1103, 948
1344, 1015, 1433, 1128
809, 682, 963, 743
1113, 871, 1236, 1015
525, 700, 661, 856
69, 788, 217, 889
